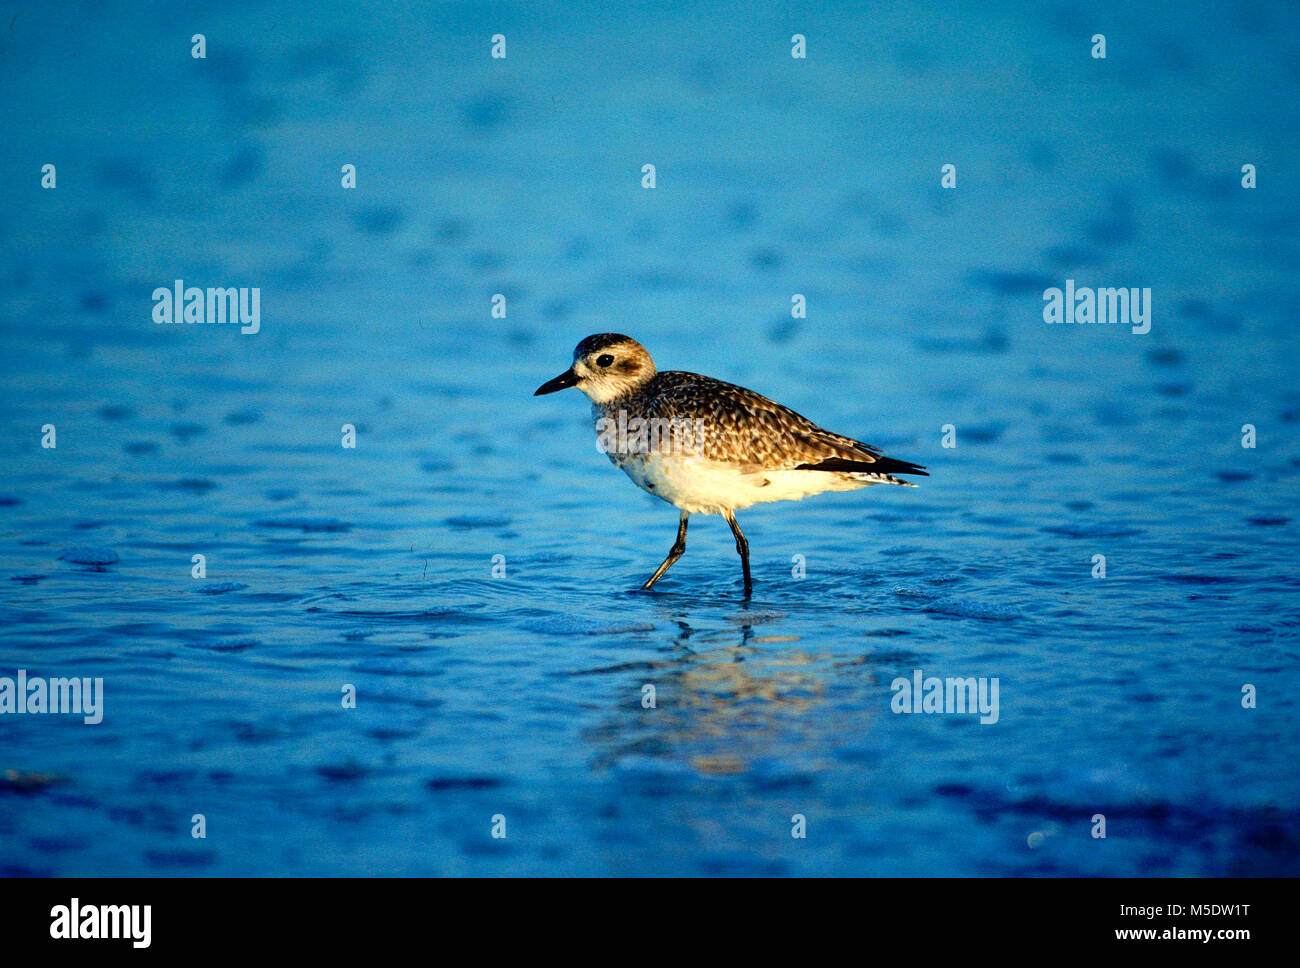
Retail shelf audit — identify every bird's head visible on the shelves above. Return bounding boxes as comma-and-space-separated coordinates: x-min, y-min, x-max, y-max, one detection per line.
534, 333, 657, 404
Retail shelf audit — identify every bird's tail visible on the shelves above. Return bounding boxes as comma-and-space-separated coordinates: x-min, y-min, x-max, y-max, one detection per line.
795, 456, 928, 487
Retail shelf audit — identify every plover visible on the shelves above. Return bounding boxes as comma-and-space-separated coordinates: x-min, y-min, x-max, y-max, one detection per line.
535, 334, 927, 595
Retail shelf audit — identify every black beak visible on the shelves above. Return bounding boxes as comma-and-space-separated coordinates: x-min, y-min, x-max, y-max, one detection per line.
534, 368, 579, 395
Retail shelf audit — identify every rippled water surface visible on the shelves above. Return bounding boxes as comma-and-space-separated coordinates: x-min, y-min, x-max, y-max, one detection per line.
1, 1, 1298, 874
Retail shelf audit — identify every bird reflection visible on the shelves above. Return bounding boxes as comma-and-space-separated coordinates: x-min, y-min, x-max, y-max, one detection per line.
578, 612, 843, 775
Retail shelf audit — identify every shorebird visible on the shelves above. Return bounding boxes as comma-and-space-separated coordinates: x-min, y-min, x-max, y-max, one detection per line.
534, 334, 928, 595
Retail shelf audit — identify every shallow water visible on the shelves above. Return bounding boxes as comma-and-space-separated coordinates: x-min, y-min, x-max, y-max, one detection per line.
1, 0, 1298, 874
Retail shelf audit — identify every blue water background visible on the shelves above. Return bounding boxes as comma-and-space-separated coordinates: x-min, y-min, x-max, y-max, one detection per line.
1, 1, 1298, 874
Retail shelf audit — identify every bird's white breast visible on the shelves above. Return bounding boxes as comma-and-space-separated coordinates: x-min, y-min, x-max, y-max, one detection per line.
608, 451, 864, 514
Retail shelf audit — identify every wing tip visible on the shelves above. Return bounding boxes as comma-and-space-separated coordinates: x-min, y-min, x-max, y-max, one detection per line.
797, 456, 929, 479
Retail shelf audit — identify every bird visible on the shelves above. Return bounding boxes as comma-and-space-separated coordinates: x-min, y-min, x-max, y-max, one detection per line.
534, 333, 928, 595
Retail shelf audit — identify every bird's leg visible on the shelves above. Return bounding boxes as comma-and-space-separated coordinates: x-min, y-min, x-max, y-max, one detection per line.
723, 510, 752, 597
641, 511, 689, 590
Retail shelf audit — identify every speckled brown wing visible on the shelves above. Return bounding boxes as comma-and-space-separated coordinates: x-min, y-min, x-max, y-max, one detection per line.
637, 372, 927, 477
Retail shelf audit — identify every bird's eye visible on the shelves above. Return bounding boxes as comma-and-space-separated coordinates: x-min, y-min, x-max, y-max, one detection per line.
596, 354, 614, 367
